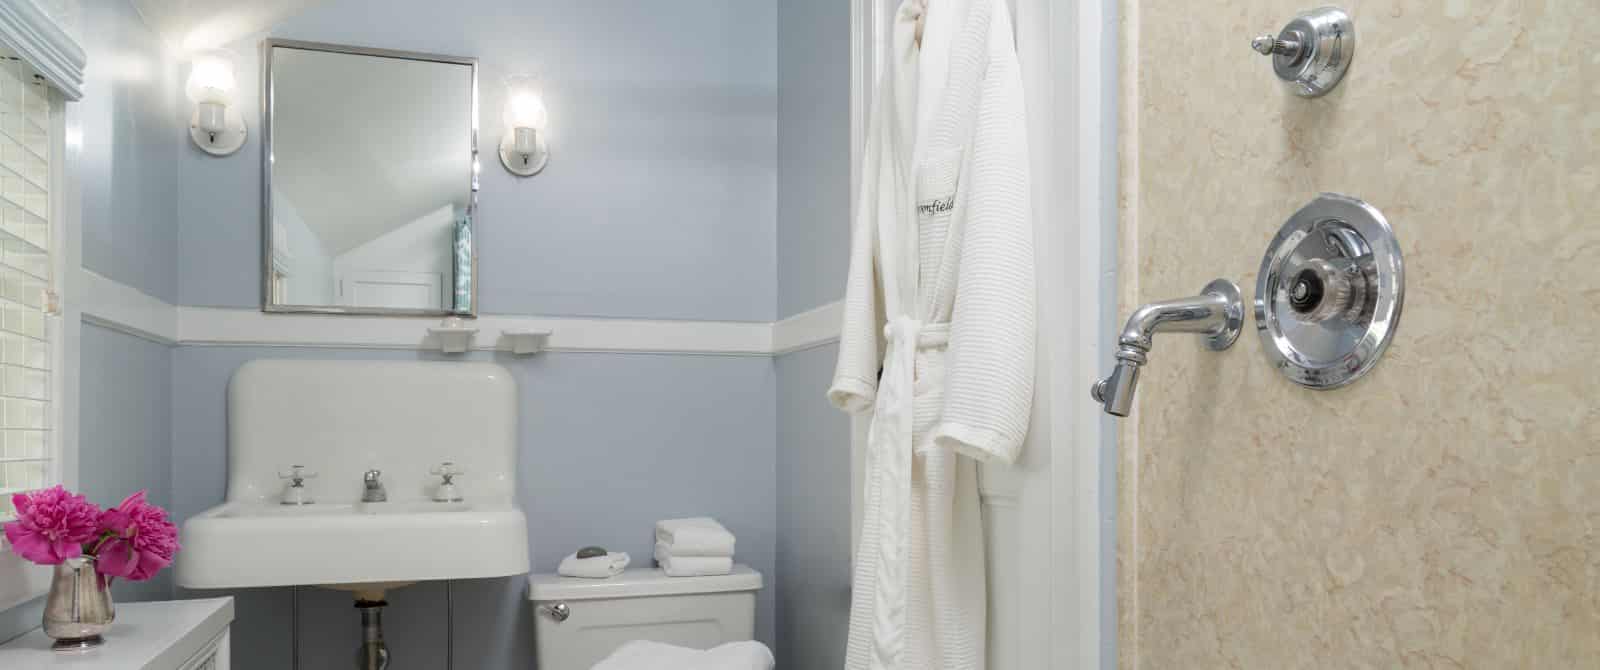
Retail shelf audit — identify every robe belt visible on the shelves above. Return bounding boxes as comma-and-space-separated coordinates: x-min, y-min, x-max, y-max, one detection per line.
885, 318, 949, 387
883, 319, 951, 351
863, 316, 951, 667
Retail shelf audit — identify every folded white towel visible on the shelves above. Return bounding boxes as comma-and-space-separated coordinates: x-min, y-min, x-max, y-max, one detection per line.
558, 551, 629, 579
591, 640, 774, 670
654, 517, 736, 556
655, 543, 733, 577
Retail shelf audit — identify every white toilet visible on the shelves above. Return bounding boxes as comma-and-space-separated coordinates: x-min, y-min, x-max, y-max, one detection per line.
529, 565, 763, 668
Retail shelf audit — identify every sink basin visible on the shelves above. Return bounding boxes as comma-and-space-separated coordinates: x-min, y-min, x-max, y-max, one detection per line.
215, 501, 475, 518
178, 500, 528, 589
176, 360, 530, 591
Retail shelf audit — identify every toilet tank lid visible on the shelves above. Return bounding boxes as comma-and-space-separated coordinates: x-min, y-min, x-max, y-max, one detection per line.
528, 565, 762, 602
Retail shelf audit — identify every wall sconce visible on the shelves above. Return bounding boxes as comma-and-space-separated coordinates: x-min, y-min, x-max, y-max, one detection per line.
186, 49, 246, 156
498, 75, 549, 176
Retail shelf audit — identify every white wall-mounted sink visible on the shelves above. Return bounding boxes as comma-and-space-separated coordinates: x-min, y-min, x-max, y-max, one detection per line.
177, 361, 530, 591
179, 501, 527, 589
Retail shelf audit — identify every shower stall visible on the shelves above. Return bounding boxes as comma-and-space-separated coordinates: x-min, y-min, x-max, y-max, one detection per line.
843, 0, 1599, 668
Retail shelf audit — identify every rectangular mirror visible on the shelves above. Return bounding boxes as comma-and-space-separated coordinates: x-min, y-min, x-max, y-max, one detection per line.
263, 40, 477, 316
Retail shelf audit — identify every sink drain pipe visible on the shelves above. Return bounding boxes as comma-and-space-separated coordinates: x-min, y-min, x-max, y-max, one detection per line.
356, 599, 390, 669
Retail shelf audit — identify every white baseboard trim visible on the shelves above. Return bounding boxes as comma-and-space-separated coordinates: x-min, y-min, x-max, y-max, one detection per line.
770, 301, 843, 355
75, 269, 844, 356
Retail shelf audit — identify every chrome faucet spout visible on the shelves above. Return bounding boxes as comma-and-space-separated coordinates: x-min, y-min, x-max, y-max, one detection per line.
1091, 279, 1243, 417
362, 469, 387, 503
1119, 293, 1232, 350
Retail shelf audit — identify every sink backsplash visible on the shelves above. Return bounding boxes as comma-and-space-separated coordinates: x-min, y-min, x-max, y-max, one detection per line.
227, 360, 517, 505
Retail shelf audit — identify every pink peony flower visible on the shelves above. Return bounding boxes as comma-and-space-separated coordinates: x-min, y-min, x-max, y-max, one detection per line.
93, 490, 179, 582
2, 485, 102, 565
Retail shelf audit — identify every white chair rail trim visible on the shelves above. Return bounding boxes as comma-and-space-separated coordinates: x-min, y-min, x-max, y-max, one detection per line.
78, 269, 840, 356
0, 0, 85, 101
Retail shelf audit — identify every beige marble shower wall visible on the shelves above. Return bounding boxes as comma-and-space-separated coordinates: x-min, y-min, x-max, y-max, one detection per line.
1117, 1, 1600, 667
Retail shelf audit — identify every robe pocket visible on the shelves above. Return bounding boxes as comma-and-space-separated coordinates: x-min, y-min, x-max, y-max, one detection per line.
916, 148, 963, 220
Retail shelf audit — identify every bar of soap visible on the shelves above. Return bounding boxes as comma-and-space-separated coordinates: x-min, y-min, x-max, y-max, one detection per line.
576, 546, 607, 559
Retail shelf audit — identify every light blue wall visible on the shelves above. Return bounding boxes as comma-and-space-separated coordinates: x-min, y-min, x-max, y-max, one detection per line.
774, 343, 852, 669
171, 346, 777, 669
176, 0, 778, 322
79, 0, 178, 303
776, 0, 851, 319
3, 324, 178, 644
0, 598, 42, 646
79, 323, 174, 604
0, 0, 180, 645
773, 1, 855, 666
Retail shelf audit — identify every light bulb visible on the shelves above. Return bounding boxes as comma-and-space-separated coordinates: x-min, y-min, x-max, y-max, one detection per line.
503, 75, 547, 131
186, 50, 237, 106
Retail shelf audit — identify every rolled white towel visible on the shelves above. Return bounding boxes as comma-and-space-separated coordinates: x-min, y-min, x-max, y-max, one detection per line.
591, 640, 774, 670
654, 517, 736, 556
558, 551, 630, 579
655, 543, 733, 577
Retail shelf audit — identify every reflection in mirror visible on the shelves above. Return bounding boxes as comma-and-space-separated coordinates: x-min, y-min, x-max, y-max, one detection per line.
264, 40, 477, 315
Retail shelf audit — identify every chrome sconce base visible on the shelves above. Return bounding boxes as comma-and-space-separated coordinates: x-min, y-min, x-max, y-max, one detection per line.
188, 106, 247, 156
499, 132, 549, 177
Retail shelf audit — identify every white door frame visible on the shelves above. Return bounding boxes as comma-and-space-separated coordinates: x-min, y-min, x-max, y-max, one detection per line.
846, 0, 1118, 667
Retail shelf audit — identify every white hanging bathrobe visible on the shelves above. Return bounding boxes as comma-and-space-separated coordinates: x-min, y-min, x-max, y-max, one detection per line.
827, 0, 1034, 667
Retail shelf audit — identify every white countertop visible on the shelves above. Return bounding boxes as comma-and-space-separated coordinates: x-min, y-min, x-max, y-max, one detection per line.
0, 597, 233, 668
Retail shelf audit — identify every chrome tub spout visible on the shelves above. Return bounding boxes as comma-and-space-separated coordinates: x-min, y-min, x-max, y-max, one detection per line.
1091, 279, 1243, 417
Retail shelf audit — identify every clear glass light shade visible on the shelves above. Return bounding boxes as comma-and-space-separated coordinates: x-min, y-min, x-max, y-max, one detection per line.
197, 102, 227, 134
186, 50, 238, 105
513, 127, 538, 154
503, 75, 547, 131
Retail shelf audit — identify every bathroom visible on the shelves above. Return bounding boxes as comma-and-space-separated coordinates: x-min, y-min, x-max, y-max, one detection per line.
0, 0, 1594, 668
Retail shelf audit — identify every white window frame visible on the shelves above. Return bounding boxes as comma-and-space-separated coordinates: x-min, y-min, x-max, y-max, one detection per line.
0, 76, 79, 615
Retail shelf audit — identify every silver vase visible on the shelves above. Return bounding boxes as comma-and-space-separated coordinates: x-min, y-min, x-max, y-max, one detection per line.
42, 556, 115, 651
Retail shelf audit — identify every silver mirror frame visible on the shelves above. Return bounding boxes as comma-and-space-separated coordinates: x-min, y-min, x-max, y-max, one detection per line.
260, 38, 480, 317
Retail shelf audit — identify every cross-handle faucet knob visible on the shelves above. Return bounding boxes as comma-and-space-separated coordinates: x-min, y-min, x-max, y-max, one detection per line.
278, 465, 318, 487
1251, 32, 1304, 60
429, 462, 465, 485
1247, 7, 1355, 98
430, 462, 466, 503
278, 465, 317, 505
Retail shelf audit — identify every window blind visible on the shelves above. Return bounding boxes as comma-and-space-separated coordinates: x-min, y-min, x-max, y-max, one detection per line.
0, 52, 53, 521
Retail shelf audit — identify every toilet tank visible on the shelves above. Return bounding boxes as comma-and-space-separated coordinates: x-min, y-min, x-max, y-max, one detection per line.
528, 566, 762, 668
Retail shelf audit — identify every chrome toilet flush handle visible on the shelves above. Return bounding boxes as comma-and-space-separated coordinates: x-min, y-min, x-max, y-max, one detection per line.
541, 602, 570, 622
